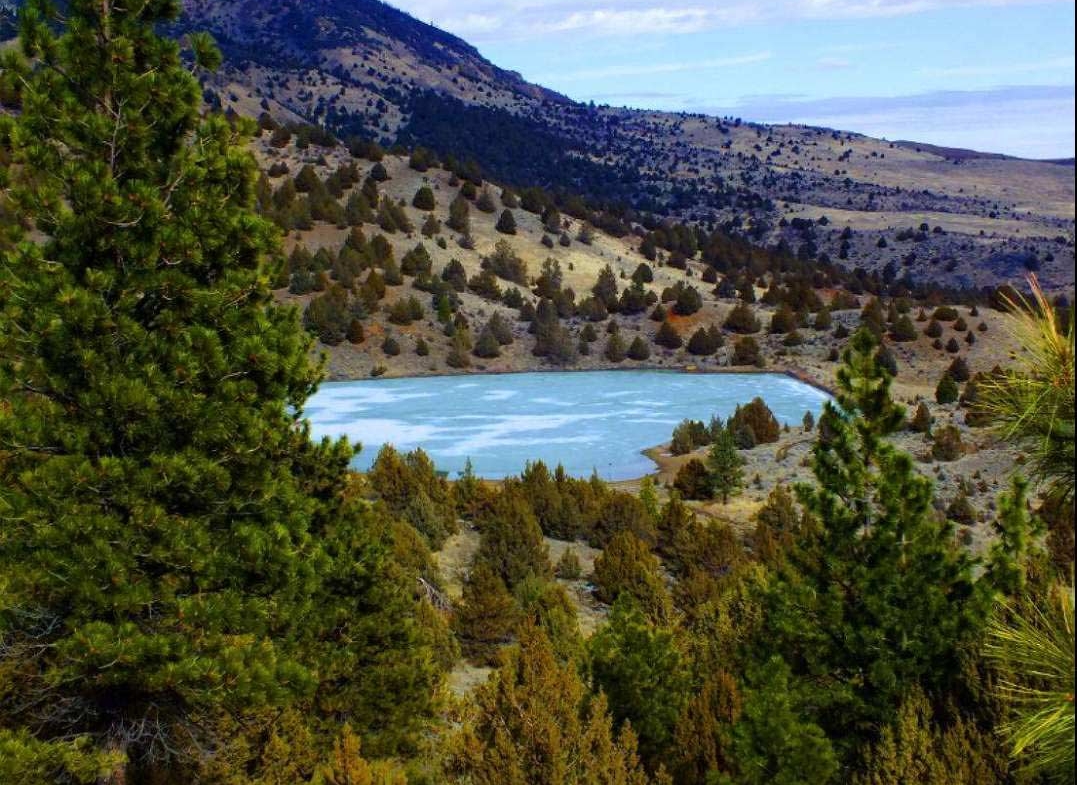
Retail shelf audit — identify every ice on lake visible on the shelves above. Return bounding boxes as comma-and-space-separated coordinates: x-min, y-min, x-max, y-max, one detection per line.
304, 370, 830, 481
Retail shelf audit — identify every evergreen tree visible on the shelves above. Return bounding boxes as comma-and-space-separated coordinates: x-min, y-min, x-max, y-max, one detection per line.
763, 329, 991, 756
628, 335, 652, 361
412, 185, 436, 211
673, 459, 713, 500
707, 427, 745, 504
592, 264, 620, 311
473, 326, 502, 359
687, 327, 717, 356
450, 624, 652, 785
605, 333, 628, 363
936, 373, 960, 404
909, 401, 933, 433
592, 532, 672, 623
656, 321, 683, 350
454, 563, 520, 666
0, 2, 436, 776
447, 193, 470, 233
475, 489, 552, 589
590, 596, 691, 769
727, 658, 838, 785
495, 209, 517, 235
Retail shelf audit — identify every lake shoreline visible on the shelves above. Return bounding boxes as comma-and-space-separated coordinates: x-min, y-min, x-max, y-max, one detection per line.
326, 363, 838, 398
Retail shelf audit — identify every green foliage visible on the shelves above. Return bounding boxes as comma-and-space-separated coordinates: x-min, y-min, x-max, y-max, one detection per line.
687, 326, 723, 356
707, 427, 745, 504
590, 597, 692, 768
936, 373, 960, 404
447, 193, 470, 234
482, 239, 528, 285
762, 328, 990, 755
731, 337, 761, 366
628, 335, 652, 361
724, 303, 761, 334
605, 332, 628, 362
910, 402, 933, 433
0, 3, 437, 774
305, 284, 365, 345
720, 658, 837, 785
655, 321, 683, 350
412, 185, 436, 211
592, 532, 672, 623
728, 398, 781, 445
454, 562, 519, 666
852, 687, 1005, 785
890, 314, 918, 342
367, 446, 458, 549
978, 277, 1075, 503
495, 209, 517, 235
985, 587, 1075, 782
0, 730, 123, 785
475, 488, 552, 589
449, 624, 652, 785
674, 458, 713, 500
555, 548, 583, 580
931, 424, 965, 461
670, 418, 710, 455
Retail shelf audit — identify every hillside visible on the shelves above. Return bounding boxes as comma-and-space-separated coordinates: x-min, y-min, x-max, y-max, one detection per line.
4, 0, 1070, 291
189, 0, 1074, 293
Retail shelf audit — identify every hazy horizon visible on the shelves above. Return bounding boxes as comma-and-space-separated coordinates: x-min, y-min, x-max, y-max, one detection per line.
392, 0, 1076, 159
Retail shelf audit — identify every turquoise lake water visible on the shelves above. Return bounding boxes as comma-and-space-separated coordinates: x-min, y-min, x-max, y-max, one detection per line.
305, 371, 830, 481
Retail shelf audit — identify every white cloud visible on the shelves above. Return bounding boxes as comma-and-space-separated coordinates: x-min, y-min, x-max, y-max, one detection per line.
816, 56, 853, 69
391, 0, 1057, 41
538, 51, 773, 82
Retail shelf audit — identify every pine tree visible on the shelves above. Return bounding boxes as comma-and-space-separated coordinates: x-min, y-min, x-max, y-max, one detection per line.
592, 264, 620, 310
605, 332, 628, 363
0, 3, 436, 776
473, 326, 502, 359
728, 658, 838, 785
412, 185, 436, 211
447, 193, 470, 233
592, 532, 672, 622
707, 427, 745, 503
655, 321, 683, 350
763, 329, 992, 756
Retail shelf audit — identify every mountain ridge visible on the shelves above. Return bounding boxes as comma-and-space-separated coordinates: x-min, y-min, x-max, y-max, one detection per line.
2, 0, 1073, 291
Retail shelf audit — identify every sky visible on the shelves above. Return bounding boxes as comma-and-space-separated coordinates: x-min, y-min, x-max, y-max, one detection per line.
388, 0, 1075, 159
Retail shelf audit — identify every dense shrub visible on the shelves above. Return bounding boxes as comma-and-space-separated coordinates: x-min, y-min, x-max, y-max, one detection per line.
728, 398, 781, 445
724, 303, 761, 334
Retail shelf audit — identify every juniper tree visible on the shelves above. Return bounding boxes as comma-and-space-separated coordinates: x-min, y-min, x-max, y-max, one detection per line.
451, 623, 652, 785
495, 208, 517, 235
0, 2, 435, 777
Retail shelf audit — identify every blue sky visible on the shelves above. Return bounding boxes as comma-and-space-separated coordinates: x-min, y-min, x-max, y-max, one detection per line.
390, 0, 1075, 158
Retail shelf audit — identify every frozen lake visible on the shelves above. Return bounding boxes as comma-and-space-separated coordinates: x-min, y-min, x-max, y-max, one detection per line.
305, 371, 830, 481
